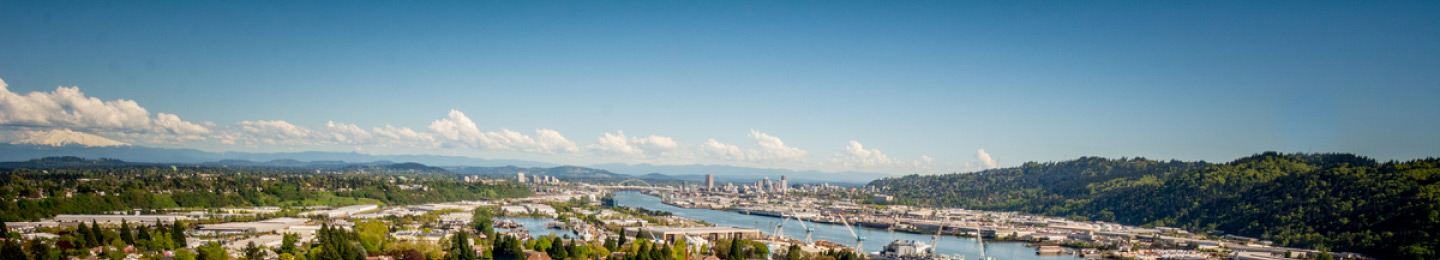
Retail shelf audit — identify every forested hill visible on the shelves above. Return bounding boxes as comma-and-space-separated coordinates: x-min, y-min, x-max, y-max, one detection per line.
868, 152, 1439, 260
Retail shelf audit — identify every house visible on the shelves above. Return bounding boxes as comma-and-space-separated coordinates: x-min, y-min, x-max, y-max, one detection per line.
524, 250, 552, 260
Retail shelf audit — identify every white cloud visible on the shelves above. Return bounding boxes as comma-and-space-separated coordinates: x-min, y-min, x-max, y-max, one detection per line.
976, 148, 999, 169
824, 140, 942, 174
426, 109, 578, 153
532, 129, 581, 153
237, 120, 315, 145
371, 124, 435, 146
699, 130, 808, 163
831, 140, 894, 167
748, 130, 807, 162
700, 139, 748, 161
589, 131, 679, 158
0, 78, 211, 142
325, 121, 373, 144
428, 109, 484, 145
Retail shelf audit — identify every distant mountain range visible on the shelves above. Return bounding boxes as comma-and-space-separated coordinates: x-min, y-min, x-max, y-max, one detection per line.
0, 143, 554, 168
0, 143, 889, 184
448, 165, 632, 181
591, 163, 886, 184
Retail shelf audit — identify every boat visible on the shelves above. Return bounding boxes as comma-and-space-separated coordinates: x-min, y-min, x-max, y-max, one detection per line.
1036, 245, 1066, 255
545, 221, 567, 229
495, 220, 523, 228
867, 240, 963, 260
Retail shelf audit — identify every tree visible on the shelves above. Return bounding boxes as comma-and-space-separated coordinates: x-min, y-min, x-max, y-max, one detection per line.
198, 242, 230, 260
567, 240, 582, 260
547, 238, 566, 260
172, 221, 188, 248
618, 233, 628, 248
316, 224, 364, 260
109, 238, 126, 250
26, 240, 52, 260
493, 236, 526, 260
446, 231, 476, 260
472, 210, 495, 243
89, 221, 102, 247
727, 239, 743, 260
660, 243, 675, 260
356, 220, 388, 254
174, 249, 197, 260
244, 241, 265, 260
104, 248, 126, 260
401, 250, 425, 260
136, 224, 151, 243
282, 233, 300, 254
119, 220, 134, 245
785, 245, 801, 260
1, 240, 27, 260
76, 222, 95, 248
0, 219, 9, 235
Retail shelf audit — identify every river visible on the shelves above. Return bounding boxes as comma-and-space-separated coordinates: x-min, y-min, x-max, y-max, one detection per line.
610, 191, 1084, 260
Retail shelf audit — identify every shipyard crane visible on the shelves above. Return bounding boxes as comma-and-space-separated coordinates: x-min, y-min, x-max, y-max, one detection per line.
774, 214, 791, 241
784, 211, 815, 244
931, 217, 948, 258
838, 215, 865, 253
773, 220, 785, 241
977, 232, 990, 260
797, 217, 814, 244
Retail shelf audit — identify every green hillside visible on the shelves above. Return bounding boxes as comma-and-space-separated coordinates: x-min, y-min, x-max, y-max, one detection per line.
868, 152, 1439, 260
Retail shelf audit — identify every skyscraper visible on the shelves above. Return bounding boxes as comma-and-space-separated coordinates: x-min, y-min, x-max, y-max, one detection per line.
706, 174, 715, 191
518, 172, 526, 183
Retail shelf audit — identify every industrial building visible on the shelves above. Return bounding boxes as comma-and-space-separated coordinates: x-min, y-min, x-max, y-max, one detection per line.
53, 215, 188, 226
302, 204, 379, 218
626, 226, 763, 243
197, 218, 310, 235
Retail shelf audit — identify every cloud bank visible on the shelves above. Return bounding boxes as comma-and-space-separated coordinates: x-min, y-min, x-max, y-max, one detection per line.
0, 77, 982, 174
0, 78, 211, 143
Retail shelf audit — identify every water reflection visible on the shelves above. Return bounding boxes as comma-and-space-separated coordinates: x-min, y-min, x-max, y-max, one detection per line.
610, 191, 1082, 260
497, 217, 567, 239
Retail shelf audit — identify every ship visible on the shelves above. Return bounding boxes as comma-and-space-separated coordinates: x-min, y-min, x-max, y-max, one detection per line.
868, 240, 963, 260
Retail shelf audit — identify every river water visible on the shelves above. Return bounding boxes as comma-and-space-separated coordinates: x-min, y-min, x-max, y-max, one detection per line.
497, 217, 567, 239
611, 191, 1083, 260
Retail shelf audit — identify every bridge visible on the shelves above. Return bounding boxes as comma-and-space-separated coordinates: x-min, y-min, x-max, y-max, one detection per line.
592, 179, 679, 191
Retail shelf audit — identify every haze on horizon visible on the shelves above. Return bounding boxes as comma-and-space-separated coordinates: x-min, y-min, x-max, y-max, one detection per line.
0, 1, 1437, 175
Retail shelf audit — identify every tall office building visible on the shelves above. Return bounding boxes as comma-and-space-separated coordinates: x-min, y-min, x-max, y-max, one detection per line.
518, 172, 526, 183
779, 176, 788, 193
706, 174, 715, 190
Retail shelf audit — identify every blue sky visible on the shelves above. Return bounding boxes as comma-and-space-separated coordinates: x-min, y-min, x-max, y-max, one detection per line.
1, 1, 1437, 174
